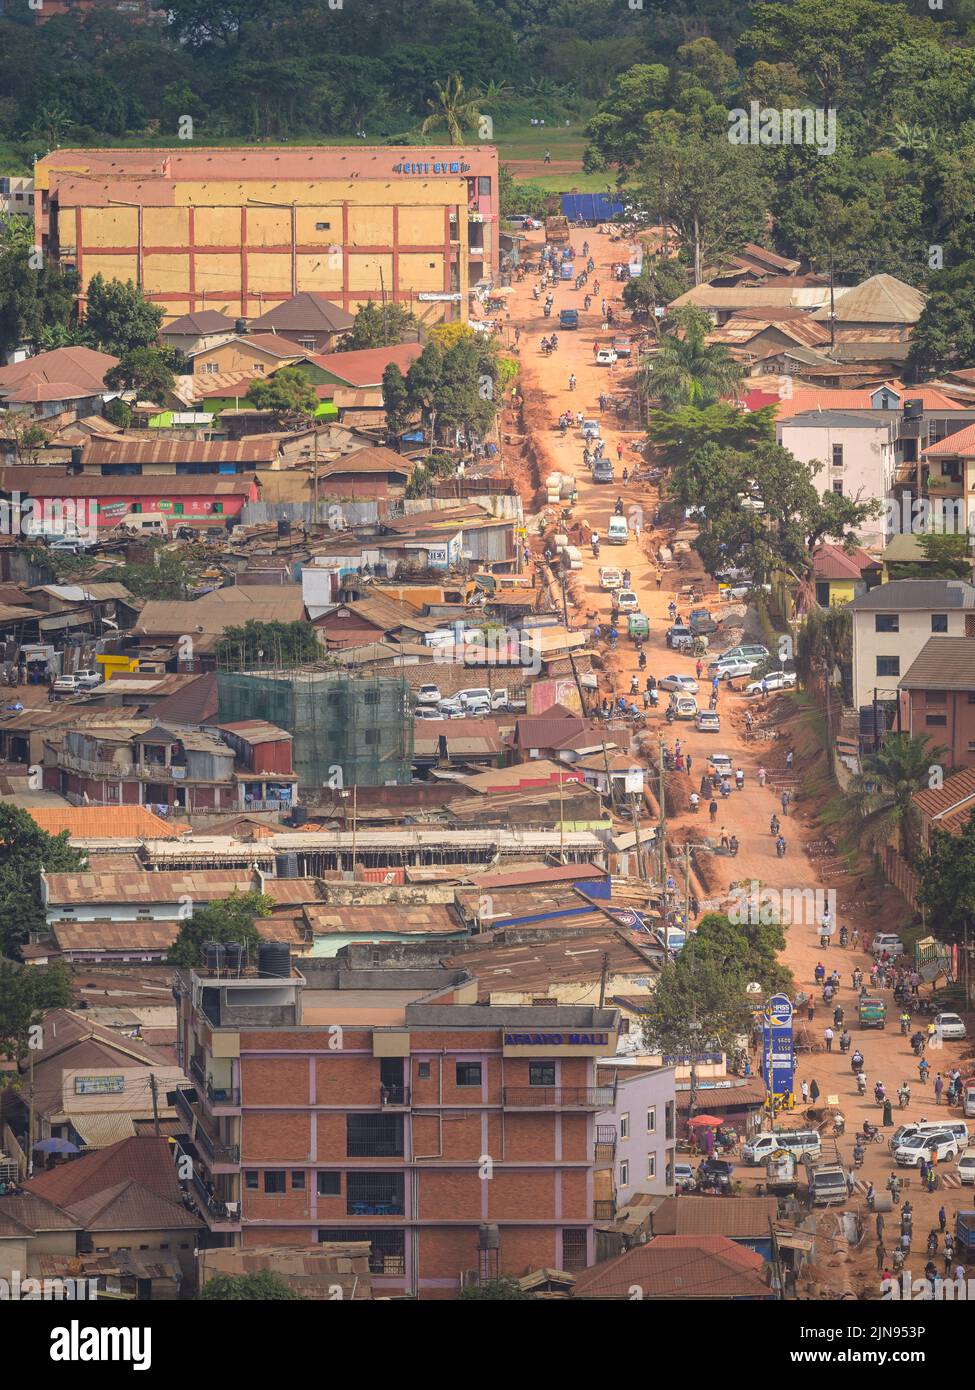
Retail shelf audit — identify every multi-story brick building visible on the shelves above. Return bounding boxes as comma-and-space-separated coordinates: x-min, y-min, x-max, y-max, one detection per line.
172, 949, 619, 1296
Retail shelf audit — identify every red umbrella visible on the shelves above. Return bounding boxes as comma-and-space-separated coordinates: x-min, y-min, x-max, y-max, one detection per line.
687, 1114, 723, 1127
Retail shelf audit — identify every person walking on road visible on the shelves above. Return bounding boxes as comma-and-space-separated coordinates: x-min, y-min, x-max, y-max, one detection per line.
781, 790, 790, 816
758, 764, 767, 787
709, 798, 718, 823
801, 1080, 809, 1104
824, 1027, 834, 1053
935, 1072, 944, 1104
809, 1079, 820, 1104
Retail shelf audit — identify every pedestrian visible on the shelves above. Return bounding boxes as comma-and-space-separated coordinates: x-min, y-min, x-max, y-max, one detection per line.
709, 798, 718, 822
686, 754, 693, 777
810, 1079, 820, 1104
920, 1157, 929, 1184
655, 570, 662, 589
806, 1001, 814, 1022
824, 1027, 834, 1052
781, 790, 789, 815
876, 1240, 886, 1273
935, 1073, 944, 1104
720, 826, 729, 849
939, 1205, 946, 1233
876, 1211, 885, 1240
847, 1167, 855, 1196
801, 1079, 809, 1104
758, 765, 767, 787
786, 749, 794, 771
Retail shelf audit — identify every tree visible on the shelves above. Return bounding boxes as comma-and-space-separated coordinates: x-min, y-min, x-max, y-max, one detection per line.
649, 402, 776, 479
796, 603, 852, 686
457, 1277, 531, 1300
84, 275, 164, 356
245, 366, 317, 425
584, 64, 670, 175
622, 257, 688, 317
199, 1270, 302, 1300
216, 618, 319, 667
382, 362, 411, 441
640, 942, 754, 1054
916, 811, 975, 949
168, 892, 274, 969
4, 415, 48, 469
907, 263, 975, 378
691, 911, 793, 994
105, 347, 175, 402
886, 532, 972, 581
101, 546, 201, 599
405, 341, 445, 444
104, 398, 133, 429
420, 73, 483, 144
0, 960, 73, 1062
0, 806, 82, 957
0, 217, 80, 358
637, 308, 745, 410
850, 732, 948, 859
338, 300, 419, 352
635, 129, 772, 284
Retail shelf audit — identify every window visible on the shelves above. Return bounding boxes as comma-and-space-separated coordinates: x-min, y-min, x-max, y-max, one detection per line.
317, 1172, 341, 1196
647, 1106, 656, 1133
418, 1061, 431, 1080
967, 741, 975, 753
298, 337, 316, 351
926, 690, 947, 704
244, 1170, 259, 1190
347, 1171, 405, 1216
264, 1171, 286, 1195
204, 362, 219, 375
647, 1154, 656, 1179
932, 614, 949, 633
619, 1159, 629, 1187
832, 480, 843, 495
456, 1061, 482, 1088
832, 444, 844, 467
561, 1229, 587, 1272
253, 362, 266, 373
318, 1228, 404, 1275
364, 729, 380, 745
529, 1062, 556, 1087
346, 1113, 404, 1158
876, 656, 900, 677
477, 176, 492, 196
173, 503, 184, 515
292, 1171, 305, 1190
211, 503, 223, 514
926, 715, 948, 726
619, 1112, 630, 1139
875, 614, 899, 633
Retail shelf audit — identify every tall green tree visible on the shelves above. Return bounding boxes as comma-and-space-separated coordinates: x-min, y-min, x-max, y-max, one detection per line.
0, 959, 74, 1062
339, 300, 419, 352
105, 347, 176, 402
850, 732, 948, 858
420, 73, 483, 144
168, 892, 274, 969
916, 810, 975, 949
382, 363, 411, 440
216, 619, 319, 668
246, 366, 317, 425
637, 307, 745, 409
0, 807, 82, 957
640, 942, 754, 1054
84, 275, 164, 357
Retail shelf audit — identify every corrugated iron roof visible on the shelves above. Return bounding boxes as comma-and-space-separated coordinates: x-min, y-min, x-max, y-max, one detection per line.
810, 273, 926, 324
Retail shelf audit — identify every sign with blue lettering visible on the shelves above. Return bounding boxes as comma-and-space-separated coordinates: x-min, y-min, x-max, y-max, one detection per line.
762, 993, 794, 1102
392, 158, 471, 175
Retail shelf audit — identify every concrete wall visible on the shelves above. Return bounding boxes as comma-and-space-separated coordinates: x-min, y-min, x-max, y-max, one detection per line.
852, 607, 969, 709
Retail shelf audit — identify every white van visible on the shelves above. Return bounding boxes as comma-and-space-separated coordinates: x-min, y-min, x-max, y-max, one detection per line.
607, 515, 629, 544
670, 694, 698, 720
742, 1130, 822, 1165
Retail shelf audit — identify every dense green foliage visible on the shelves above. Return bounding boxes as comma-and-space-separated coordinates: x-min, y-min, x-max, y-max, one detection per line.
916, 810, 975, 948
168, 891, 274, 968
0, 806, 82, 957
246, 366, 318, 423
217, 619, 320, 667
0, 959, 74, 1062
199, 1271, 303, 1300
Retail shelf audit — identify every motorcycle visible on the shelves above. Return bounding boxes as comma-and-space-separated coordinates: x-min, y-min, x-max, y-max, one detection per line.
898, 1087, 911, 1109
839, 927, 848, 947
857, 1074, 867, 1096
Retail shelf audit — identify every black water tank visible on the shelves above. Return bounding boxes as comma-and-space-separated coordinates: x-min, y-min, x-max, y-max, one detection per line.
904, 398, 923, 419
202, 941, 226, 972
258, 941, 291, 978
276, 852, 300, 878
69, 447, 83, 473
478, 1224, 500, 1250
289, 806, 308, 827
224, 941, 246, 975
235, 317, 247, 335
277, 518, 291, 538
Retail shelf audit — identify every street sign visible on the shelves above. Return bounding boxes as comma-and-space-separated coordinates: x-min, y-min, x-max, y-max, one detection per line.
762, 992, 794, 1105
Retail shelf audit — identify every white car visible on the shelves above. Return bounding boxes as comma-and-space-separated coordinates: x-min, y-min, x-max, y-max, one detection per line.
595, 348, 618, 366
51, 674, 83, 694
957, 1150, 975, 1184
714, 659, 760, 681
416, 684, 442, 705
615, 590, 639, 613
895, 1131, 959, 1167
658, 674, 699, 693
673, 1162, 695, 1187
599, 567, 623, 590
438, 697, 463, 716
581, 419, 601, 438
709, 754, 733, 777
415, 707, 444, 721
934, 1012, 967, 1040
457, 688, 492, 708
465, 700, 492, 717
871, 933, 904, 958
695, 710, 720, 732
745, 670, 797, 695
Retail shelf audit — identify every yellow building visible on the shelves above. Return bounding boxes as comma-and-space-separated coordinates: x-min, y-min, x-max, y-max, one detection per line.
34, 145, 500, 325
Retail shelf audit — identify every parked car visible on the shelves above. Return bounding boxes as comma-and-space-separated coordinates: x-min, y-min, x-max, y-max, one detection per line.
464, 700, 492, 717
51, 674, 84, 694
73, 669, 103, 690
613, 337, 632, 359
695, 710, 720, 733
669, 694, 699, 719
658, 674, 699, 693
48, 536, 93, 554
456, 688, 493, 708
712, 644, 769, 667
614, 589, 639, 612
415, 707, 444, 721
595, 348, 618, 366
714, 659, 761, 681
673, 1162, 695, 1187
416, 684, 442, 705
957, 1150, 975, 1185
895, 1131, 960, 1167
745, 670, 797, 695
599, 567, 623, 590
935, 1012, 967, 1040
438, 697, 463, 716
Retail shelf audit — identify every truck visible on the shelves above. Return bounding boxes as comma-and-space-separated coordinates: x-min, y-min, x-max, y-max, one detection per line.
560, 261, 574, 281
764, 1149, 798, 1197
559, 308, 579, 330
560, 192, 625, 225
956, 1210, 975, 1259
858, 996, 887, 1029
802, 1155, 848, 1207
544, 216, 570, 246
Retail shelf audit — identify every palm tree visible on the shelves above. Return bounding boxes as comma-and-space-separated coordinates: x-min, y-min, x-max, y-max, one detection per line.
850, 732, 948, 859
636, 307, 745, 410
420, 75, 483, 145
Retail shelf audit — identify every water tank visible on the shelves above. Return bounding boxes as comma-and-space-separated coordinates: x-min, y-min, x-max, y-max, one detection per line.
478, 1224, 500, 1251
223, 941, 246, 975
289, 806, 308, 827
904, 398, 923, 419
202, 941, 226, 973
276, 852, 300, 879
69, 446, 84, 473
258, 941, 291, 979
277, 518, 291, 539
234, 317, 247, 335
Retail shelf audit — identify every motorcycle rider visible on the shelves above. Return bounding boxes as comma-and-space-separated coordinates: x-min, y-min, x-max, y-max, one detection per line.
899, 1082, 911, 1109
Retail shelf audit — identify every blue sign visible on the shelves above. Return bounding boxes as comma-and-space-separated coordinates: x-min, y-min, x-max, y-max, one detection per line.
762, 994, 794, 1101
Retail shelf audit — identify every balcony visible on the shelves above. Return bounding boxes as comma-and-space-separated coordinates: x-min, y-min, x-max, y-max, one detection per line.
593, 1199, 617, 1221
503, 1086, 617, 1110
173, 1086, 240, 1164
189, 1168, 238, 1225
206, 1080, 240, 1109
594, 1125, 617, 1165
189, 1056, 205, 1087
379, 1085, 410, 1108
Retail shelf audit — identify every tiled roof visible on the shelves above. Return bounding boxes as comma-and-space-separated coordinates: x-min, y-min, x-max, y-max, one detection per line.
0, 1193, 79, 1234
846, 579, 975, 612
25, 806, 182, 839
64, 1179, 202, 1232
923, 422, 975, 458
901, 637, 975, 690
654, 1195, 779, 1238
912, 765, 975, 821
307, 342, 423, 387
145, 673, 219, 725
190, 333, 302, 360
572, 1235, 768, 1299
810, 274, 926, 324
25, 1136, 186, 1208
248, 293, 354, 335
0, 347, 119, 397
161, 310, 236, 335
811, 544, 881, 581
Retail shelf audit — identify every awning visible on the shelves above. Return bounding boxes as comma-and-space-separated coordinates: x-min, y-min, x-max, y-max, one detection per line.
68, 1112, 137, 1148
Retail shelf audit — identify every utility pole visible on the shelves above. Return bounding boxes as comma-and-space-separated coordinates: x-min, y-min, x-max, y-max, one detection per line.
558, 772, 565, 864
27, 1048, 35, 1179
598, 951, 609, 1009
631, 790, 645, 881
149, 1072, 161, 1138
351, 784, 358, 879
312, 427, 320, 528
657, 736, 667, 890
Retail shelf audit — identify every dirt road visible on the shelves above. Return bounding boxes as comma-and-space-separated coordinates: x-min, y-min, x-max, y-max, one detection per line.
508, 230, 975, 1293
